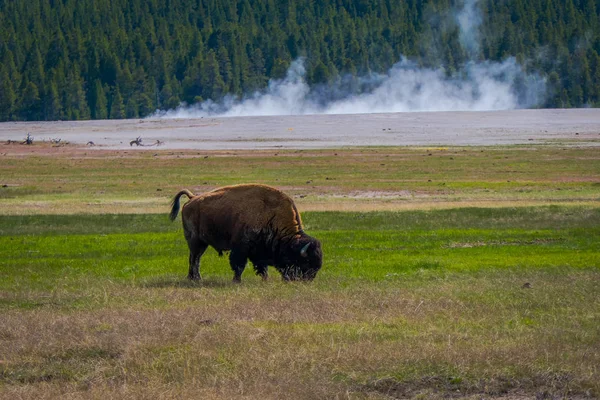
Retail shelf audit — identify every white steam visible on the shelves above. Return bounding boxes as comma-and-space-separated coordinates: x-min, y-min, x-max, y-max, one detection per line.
158, 58, 545, 118
456, 0, 483, 59
156, 0, 546, 119
323, 58, 535, 114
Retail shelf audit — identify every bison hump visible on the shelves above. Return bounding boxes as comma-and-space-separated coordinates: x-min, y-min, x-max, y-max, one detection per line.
199, 184, 303, 234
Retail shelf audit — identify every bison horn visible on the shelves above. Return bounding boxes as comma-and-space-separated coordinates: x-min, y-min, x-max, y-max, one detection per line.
300, 242, 311, 257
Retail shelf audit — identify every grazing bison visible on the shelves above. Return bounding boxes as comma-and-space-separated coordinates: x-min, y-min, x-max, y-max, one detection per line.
169, 184, 322, 282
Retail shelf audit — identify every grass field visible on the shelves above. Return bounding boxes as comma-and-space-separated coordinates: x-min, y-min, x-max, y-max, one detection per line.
0, 143, 599, 399
1, 145, 599, 214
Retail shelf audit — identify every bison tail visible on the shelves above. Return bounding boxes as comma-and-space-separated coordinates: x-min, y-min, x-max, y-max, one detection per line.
169, 189, 195, 221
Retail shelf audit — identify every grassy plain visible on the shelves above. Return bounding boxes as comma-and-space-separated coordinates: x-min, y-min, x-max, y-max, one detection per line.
0, 143, 599, 399
1, 145, 599, 213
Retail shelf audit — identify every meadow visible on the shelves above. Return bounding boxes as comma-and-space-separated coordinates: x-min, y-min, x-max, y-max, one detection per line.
2, 145, 599, 214
0, 144, 599, 399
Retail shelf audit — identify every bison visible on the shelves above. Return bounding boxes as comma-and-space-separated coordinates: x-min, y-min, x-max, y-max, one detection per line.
169, 184, 322, 282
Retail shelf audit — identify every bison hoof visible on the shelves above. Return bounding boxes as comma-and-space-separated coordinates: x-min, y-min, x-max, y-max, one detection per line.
188, 275, 201, 281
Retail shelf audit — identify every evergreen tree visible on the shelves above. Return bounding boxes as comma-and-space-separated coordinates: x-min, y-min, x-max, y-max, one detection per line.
110, 87, 126, 119
28, 45, 46, 93
65, 68, 90, 120
202, 49, 226, 99
217, 47, 233, 91
309, 61, 330, 84
126, 97, 139, 119
44, 80, 63, 120
270, 57, 289, 79
19, 81, 42, 120
0, 69, 16, 120
91, 80, 108, 119
138, 93, 155, 117
246, 47, 267, 91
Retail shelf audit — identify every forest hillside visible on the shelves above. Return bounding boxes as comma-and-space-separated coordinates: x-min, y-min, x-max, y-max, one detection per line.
0, 0, 598, 121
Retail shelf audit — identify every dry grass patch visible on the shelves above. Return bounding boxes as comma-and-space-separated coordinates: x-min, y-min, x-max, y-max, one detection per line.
1, 146, 599, 214
1, 269, 598, 399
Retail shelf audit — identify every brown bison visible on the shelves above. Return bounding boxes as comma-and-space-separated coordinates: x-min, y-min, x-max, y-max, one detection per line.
169, 184, 322, 282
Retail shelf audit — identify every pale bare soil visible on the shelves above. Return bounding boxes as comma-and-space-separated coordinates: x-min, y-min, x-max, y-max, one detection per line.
1, 109, 599, 150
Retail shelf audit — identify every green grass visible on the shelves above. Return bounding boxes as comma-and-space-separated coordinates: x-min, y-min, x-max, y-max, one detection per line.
1, 207, 598, 291
1, 208, 599, 398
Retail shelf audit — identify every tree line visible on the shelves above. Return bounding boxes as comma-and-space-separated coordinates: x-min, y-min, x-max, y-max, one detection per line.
0, 0, 598, 121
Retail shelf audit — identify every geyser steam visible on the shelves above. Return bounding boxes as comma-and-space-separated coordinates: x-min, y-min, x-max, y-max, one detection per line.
157, 0, 545, 119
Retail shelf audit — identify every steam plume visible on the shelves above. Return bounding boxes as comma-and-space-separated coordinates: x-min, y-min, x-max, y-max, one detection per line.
456, 0, 483, 59
156, 0, 546, 118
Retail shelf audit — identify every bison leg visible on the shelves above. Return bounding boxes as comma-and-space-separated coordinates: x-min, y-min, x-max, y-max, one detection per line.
187, 238, 208, 281
253, 263, 269, 281
229, 249, 248, 283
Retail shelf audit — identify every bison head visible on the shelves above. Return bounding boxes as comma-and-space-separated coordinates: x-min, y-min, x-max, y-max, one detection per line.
278, 235, 322, 281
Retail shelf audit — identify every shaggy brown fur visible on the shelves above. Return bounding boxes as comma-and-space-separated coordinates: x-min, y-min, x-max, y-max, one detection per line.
170, 184, 322, 282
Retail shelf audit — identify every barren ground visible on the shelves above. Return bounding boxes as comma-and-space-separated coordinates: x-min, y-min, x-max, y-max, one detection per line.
1, 109, 599, 150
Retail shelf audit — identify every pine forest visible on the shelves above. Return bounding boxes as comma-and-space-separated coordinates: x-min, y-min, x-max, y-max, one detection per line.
0, 0, 598, 121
